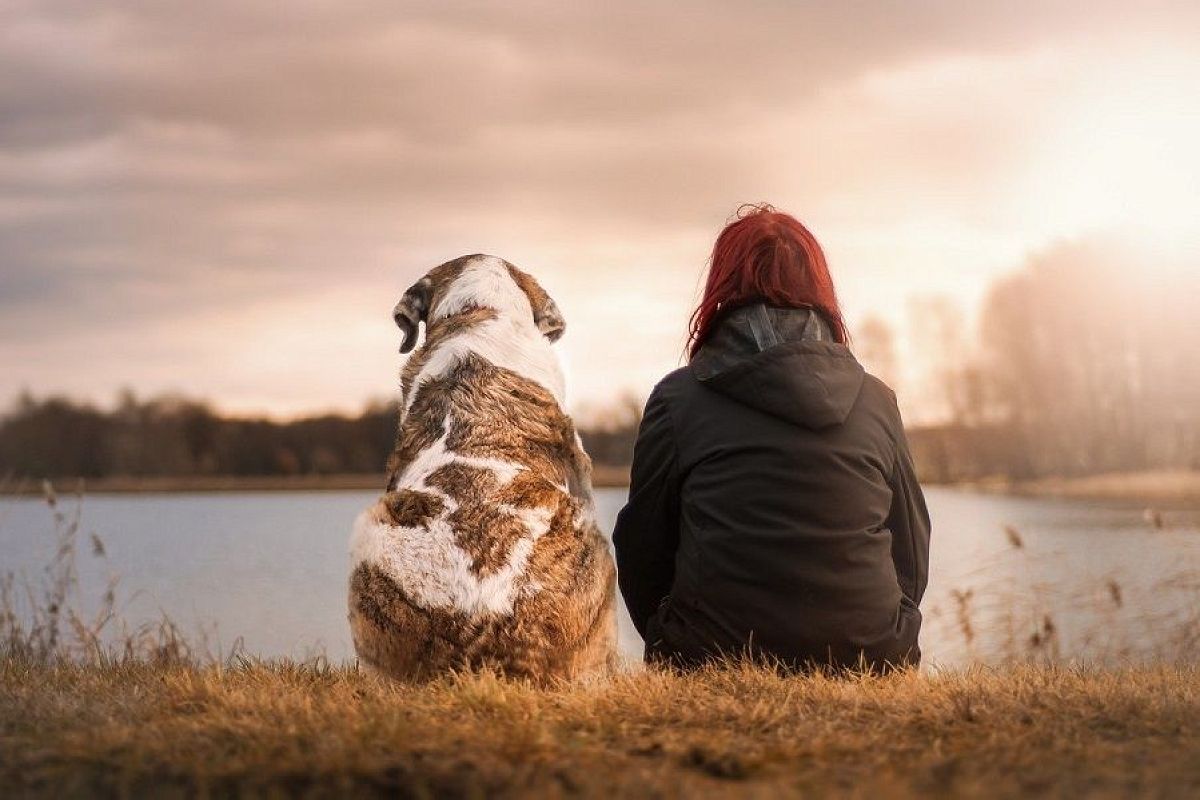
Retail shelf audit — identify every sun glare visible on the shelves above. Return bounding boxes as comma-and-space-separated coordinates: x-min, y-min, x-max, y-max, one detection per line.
1023, 48, 1200, 250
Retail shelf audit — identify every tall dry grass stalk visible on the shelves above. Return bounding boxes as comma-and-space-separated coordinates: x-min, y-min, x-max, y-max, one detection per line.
0, 480, 240, 667
924, 518, 1200, 666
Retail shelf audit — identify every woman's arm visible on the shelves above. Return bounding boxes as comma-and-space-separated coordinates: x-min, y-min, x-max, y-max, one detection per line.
886, 423, 932, 605
612, 385, 683, 638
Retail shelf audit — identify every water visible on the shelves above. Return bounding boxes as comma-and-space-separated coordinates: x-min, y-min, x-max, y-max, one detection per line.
2, 487, 1198, 667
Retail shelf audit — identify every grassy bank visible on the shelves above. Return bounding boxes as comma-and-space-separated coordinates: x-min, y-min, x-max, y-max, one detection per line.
959, 470, 1200, 508
2, 658, 1199, 798
1005, 470, 1200, 507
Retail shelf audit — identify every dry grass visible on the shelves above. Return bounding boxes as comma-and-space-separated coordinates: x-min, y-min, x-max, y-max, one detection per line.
1, 658, 1198, 799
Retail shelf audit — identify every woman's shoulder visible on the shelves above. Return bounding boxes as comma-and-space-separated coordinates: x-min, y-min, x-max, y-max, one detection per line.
856, 372, 910, 442
655, 366, 693, 391
630, 368, 694, 425
645, 366, 704, 409
860, 371, 899, 407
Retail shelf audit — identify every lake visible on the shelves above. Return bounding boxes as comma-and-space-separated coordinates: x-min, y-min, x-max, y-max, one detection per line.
2, 487, 1199, 667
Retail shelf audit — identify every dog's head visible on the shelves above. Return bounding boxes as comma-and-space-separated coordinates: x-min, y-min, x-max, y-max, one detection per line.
392, 254, 565, 354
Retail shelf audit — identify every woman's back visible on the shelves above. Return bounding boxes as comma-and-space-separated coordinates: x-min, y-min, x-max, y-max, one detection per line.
614, 304, 927, 669
612, 205, 930, 672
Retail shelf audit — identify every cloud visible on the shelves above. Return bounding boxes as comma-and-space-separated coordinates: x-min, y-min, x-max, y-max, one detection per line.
2, 1, 1199, 414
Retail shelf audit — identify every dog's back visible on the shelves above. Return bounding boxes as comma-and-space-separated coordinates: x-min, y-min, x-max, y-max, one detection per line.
349, 255, 616, 682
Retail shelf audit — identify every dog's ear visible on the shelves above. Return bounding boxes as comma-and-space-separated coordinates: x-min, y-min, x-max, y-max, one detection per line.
534, 295, 565, 342
393, 277, 432, 354
506, 264, 565, 342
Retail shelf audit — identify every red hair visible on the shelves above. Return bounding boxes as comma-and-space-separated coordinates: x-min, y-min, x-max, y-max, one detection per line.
687, 204, 848, 359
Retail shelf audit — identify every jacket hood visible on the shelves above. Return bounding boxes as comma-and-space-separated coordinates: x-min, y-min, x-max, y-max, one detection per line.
689, 304, 865, 429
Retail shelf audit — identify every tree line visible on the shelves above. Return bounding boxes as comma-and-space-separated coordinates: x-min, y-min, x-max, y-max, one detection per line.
0, 390, 640, 482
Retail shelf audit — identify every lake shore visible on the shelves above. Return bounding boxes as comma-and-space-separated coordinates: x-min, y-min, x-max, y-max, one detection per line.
3, 658, 1197, 798
962, 469, 1200, 507
0, 464, 634, 495
3, 468, 1198, 505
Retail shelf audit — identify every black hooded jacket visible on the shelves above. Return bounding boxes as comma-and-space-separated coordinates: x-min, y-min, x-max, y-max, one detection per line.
612, 304, 931, 670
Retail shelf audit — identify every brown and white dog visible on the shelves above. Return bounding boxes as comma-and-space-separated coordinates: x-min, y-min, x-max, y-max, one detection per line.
348, 254, 617, 682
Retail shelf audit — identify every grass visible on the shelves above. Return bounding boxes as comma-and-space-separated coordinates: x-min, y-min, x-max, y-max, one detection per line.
2, 658, 1199, 798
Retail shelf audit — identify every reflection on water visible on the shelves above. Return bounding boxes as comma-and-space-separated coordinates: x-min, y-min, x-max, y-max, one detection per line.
1, 487, 1198, 666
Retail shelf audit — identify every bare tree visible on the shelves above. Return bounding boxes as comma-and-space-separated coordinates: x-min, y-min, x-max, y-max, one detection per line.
908, 295, 979, 424
979, 240, 1200, 477
855, 315, 901, 392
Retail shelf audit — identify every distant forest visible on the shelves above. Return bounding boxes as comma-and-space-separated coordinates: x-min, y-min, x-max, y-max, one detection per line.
2, 241, 1197, 485
0, 391, 641, 483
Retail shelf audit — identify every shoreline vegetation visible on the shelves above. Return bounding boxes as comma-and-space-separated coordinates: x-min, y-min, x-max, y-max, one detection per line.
2, 468, 1198, 504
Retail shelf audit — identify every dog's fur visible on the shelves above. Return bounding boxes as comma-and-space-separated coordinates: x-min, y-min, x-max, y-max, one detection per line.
348, 254, 617, 682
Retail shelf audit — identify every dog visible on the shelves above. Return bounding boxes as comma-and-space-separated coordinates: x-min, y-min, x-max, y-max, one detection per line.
348, 254, 617, 682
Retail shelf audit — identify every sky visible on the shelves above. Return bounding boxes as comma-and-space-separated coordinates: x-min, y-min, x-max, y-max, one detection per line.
2, 1, 1199, 420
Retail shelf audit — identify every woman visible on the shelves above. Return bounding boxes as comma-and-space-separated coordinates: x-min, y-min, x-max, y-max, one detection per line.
613, 204, 930, 672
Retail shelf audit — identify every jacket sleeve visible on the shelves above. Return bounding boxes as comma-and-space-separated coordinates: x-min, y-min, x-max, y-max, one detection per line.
612, 385, 683, 638
886, 416, 932, 606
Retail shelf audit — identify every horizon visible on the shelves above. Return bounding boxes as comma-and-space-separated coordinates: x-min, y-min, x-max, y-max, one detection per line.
2, 2, 1199, 423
